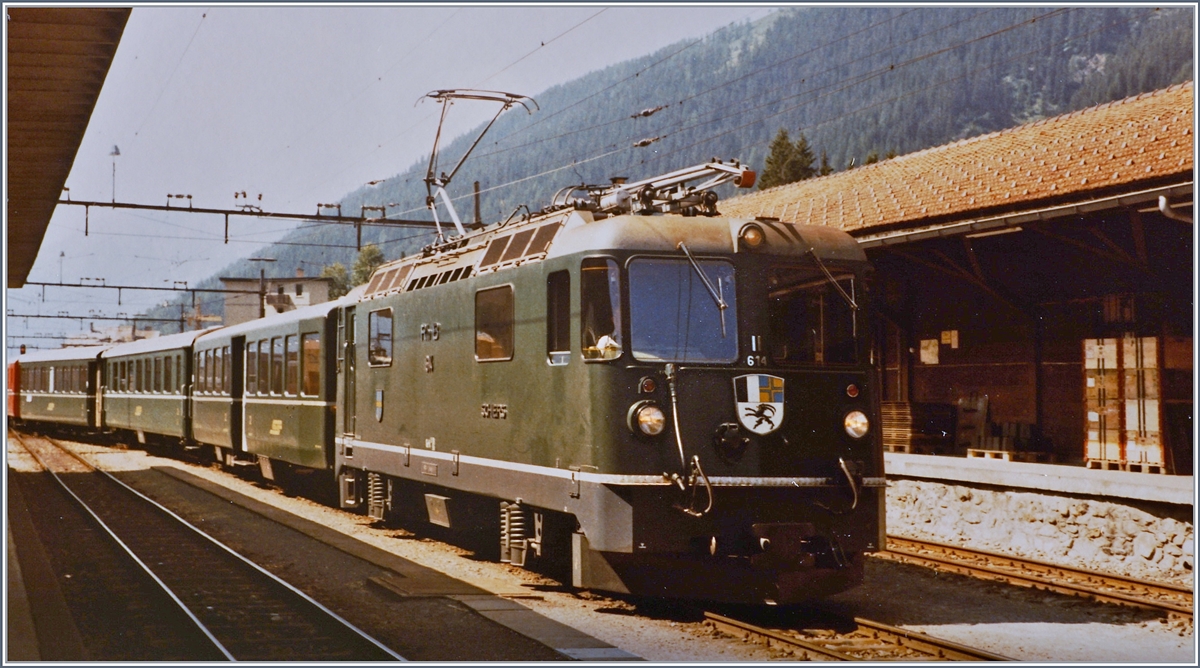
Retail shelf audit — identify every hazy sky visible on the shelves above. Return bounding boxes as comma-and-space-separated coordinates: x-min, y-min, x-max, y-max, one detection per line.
7, 4, 773, 351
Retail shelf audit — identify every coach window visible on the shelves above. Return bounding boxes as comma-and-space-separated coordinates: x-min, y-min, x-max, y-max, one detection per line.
475, 286, 514, 361
153, 357, 161, 392
258, 340, 270, 395
163, 357, 172, 394
214, 348, 224, 395
547, 271, 570, 365
246, 344, 258, 395
301, 333, 320, 396
368, 309, 392, 366
581, 258, 623, 361
222, 346, 231, 394
285, 335, 299, 395
210, 350, 219, 394
271, 337, 284, 394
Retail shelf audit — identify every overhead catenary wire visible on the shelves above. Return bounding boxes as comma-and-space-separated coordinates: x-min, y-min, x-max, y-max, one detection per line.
129, 8, 210, 145
472, 7, 609, 88
471, 7, 931, 161
373, 8, 1079, 221
287, 7, 635, 208
351, 6, 1074, 230
643, 6, 1147, 168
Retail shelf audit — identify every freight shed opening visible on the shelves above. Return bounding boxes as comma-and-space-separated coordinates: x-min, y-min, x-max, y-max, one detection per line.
864, 202, 1192, 473
722, 83, 1194, 475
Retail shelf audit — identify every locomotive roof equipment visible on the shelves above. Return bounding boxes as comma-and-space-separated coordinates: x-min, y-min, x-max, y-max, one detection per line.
419, 89, 538, 241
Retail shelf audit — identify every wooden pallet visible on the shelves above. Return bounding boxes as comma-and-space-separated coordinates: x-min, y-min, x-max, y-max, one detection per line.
881, 402, 954, 453
1123, 462, 1168, 474
884, 442, 938, 454
968, 449, 1053, 463
1085, 458, 1123, 471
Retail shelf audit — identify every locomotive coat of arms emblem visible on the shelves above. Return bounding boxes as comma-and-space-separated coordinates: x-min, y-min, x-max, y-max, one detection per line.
733, 374, 785, 435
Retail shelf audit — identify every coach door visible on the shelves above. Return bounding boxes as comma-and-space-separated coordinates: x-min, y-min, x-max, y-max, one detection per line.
90, 361, 102, 429
231, 336, 245, 451
341, 306, 357, 436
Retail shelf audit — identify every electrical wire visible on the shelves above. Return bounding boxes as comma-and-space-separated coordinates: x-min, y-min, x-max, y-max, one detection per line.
472, 8, 609, 88
644, 7, 1145, 167
129, 9, 210, 144
342, 7, 1060, 222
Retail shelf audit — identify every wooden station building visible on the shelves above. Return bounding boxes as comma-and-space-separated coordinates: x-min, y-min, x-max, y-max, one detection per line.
724, 83, 1194, 474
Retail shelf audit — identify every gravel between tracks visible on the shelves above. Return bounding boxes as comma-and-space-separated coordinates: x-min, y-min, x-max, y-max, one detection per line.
10, 438, 1195, 662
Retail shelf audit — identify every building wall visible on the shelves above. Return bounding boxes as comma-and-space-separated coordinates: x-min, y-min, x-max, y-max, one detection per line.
220, 277, 333, 326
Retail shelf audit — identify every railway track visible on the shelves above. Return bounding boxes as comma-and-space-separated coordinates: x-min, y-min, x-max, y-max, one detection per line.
880, 536, 1194, 619
11, 431, 405, 661
704, 610, 1013, 661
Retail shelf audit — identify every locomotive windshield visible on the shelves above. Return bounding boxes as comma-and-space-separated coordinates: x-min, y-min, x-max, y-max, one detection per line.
767, 266, 858, 365
628, 258, 738, 363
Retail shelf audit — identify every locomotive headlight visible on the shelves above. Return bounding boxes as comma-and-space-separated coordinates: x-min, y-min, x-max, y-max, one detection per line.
628, 401, 666, 436
843, 410, 869, 439
739, 223, 765, 250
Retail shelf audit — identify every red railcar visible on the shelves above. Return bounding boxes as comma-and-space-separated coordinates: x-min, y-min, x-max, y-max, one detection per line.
7, 360, 20, 420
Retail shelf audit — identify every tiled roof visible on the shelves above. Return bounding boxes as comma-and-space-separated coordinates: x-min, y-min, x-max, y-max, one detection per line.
720, 82, 1194, 234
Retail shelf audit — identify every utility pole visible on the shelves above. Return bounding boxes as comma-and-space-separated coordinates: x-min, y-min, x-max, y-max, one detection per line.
250, 257, 276, 318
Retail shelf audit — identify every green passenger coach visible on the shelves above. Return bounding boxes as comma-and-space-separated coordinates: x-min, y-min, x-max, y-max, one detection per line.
192, 301, 339, 474
101, 331, 203, 444
14, 345, 107, 428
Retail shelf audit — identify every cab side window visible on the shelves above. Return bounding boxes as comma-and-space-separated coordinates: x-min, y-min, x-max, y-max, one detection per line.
475, 286, 514, 361
581, 258, 622, 361
368, 309, 393, 366
547, 271, 570, 365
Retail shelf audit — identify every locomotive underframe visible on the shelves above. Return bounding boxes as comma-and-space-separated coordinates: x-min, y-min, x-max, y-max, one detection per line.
337, 436, 884, 603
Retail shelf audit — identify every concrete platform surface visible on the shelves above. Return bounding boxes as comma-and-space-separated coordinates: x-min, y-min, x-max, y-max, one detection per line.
885, 452, 1193, 506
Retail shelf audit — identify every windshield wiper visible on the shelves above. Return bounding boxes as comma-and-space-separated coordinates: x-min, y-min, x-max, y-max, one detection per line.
676, 241, 727, 337
805, 247, 857, 312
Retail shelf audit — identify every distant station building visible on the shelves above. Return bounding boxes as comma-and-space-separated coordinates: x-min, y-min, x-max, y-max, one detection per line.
63, 323, 160, 347
219, 268, 334, 326
724, 82, 1193, 474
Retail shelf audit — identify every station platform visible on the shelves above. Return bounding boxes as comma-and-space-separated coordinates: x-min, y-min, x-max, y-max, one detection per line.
885, 452, 1193, 507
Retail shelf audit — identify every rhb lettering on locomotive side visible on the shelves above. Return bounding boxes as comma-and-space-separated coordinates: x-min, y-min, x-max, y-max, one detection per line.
481, 403, 508, 419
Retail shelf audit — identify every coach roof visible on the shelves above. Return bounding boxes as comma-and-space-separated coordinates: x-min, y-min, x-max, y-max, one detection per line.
16, 345, 111, 364
101, 329, 212, 359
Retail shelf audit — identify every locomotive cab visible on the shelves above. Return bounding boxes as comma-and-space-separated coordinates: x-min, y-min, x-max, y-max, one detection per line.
550, 214, 883, 604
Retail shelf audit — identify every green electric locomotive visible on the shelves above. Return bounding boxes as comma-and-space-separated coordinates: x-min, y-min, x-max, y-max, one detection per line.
334, 160, 884, 605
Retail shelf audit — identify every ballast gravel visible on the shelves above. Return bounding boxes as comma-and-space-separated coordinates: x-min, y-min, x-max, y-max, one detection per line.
14, 438, 1195, 663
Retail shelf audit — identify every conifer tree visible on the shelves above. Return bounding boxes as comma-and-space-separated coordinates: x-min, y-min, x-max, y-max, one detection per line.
758, 129, 797, 190
759, 129, 817, 189
818, 150, 835, 176
789, 132, 817, 182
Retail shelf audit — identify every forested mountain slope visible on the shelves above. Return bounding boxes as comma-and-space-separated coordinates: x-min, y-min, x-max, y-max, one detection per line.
150, 6, 1192, 326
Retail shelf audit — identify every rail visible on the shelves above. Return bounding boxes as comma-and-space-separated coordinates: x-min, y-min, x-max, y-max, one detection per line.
881, 536, 1193, 619
704, 611, 1013, 661
11, 431, 405, 661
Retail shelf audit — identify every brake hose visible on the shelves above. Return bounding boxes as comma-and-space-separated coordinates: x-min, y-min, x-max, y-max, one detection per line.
664, 363, 714, 517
